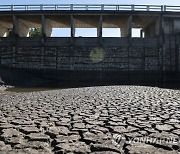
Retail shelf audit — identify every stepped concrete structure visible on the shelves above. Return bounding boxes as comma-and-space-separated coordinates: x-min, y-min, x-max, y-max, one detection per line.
0, 4, 180, 87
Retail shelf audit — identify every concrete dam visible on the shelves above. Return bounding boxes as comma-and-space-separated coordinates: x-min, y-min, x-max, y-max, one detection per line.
0, 4, 180, 87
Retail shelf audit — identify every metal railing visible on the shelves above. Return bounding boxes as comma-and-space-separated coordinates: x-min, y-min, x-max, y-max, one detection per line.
0, 4, 180, 12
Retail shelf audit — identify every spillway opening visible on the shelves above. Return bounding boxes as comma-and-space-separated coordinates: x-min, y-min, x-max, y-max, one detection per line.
132, 28, 144, 38
102, 28, 121, 37
51, 28, 71, 37
75, 28, 97, 37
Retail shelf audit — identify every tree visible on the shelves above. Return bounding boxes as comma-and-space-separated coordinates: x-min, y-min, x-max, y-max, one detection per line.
6, 28, 13, 37
29, 28, 42, 37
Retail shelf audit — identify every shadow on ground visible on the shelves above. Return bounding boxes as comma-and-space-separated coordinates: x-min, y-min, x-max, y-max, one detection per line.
0, 67, 179, 92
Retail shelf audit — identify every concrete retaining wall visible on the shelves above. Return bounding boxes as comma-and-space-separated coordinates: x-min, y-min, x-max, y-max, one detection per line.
0, 37, 179, 85
0, 38, 159, 70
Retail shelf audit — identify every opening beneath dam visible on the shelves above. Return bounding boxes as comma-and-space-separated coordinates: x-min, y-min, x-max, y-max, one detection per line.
1, 27, 146, 38
51, 28, 71, 37
75, 28, 97, 37
102, 28, 121, 37
132, 28, 144, 38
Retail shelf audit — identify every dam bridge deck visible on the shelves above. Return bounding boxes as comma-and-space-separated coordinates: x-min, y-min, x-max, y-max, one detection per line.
0, 4, 180, 12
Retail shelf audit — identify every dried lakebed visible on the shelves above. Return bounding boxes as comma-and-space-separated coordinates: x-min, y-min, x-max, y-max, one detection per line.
0, 86, 180, 154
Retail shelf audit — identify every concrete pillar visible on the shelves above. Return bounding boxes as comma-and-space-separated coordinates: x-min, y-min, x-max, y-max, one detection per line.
155, 18, 160, 36
120, 28, 121, 37
97, 15, 103, 37
45, 18, 52, 37
46, 25, 52, 37
13, 15, 19, 37
71, 15, 75, 38
0, 26, 7, 37
71, 15, 75, 44
121, 16, 132, 37
140, 29, 143, 38
18, 19, 29, 37
42, 15, 46, 37
42, 15, 52, 37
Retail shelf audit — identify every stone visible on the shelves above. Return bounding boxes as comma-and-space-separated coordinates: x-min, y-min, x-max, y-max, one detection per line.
0, 124, 13, 129
55, 134, 80, 143
14, 141, 50, 150
58, 126, 70, 135
20, 127, 40, 134
174, 124, 180, 129
83, 131, 111, 144
0, 144, 12, 151
73, 123, 86, 129
85, 120, 104, 126
92, 126, 109, 133
126, 143, 177, 154
5, 137, 25, 145
156, 124, 174, 131
46, 126, 70, 138
83, 132, 99, 143
124, 132, 143, 138
149, 132, 178, 139
0, 141, 12, 151
8, 148, 53, 154
55, 142, 91, 153
60, 118, 71, 123
172, 129, 180, 135
113, 126, 128, 133
48, 117, 59, 122
11, 120, 33, 125
90, 152, 119, 154
26, 133, 50, 142
2, 128, 23, 138
90, 141, 120, 153
55, 121, 70, 127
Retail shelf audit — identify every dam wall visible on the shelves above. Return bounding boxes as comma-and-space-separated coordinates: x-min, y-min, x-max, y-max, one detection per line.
0, 36, 179, 85
0, 4, 180, 86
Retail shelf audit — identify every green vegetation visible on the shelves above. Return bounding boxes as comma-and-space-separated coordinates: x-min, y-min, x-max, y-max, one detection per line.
5, 28, 42, 37
29, 28, 42, 37
6, 28, 13, 37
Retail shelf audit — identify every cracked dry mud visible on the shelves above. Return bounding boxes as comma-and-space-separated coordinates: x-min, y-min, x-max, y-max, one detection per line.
0, 86, 180, 154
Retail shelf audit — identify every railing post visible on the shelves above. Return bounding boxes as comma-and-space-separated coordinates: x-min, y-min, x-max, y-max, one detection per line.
25, 5, 28, 11
164, 5, 166, 11
101, 4, 104, 10
147, 5, 150, 11
13, 15, 19, 37
98, 15, 103, 45
161, 5, 164, 11
70, 15, 75, 45
131, 4, 134, 11
55, 5, 58, 11
40, 4, 43, 11
11, 5, 13, 11
70, 4, 73, 10
86, 5, 88, 10
116, 5, 119, 11
42, 15, 46, 38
